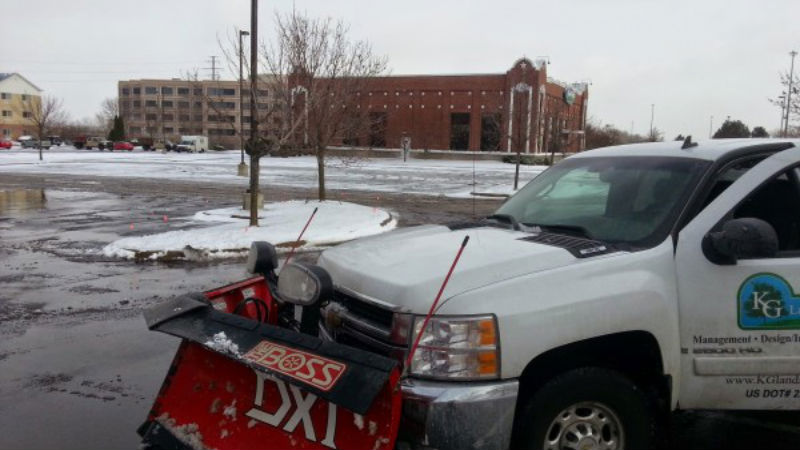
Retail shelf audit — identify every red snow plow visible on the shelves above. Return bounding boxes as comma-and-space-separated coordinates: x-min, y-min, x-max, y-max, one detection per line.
138, 242, 402, 450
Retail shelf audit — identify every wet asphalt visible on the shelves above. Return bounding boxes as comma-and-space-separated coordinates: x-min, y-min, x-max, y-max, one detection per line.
0, 177, 797, 449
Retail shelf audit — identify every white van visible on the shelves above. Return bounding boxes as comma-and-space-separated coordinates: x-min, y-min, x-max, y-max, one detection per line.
175, 135, 209, 153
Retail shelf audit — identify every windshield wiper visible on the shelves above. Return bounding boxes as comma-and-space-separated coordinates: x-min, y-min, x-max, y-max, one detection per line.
485, 214, 521, 231
524, 223, 595, 240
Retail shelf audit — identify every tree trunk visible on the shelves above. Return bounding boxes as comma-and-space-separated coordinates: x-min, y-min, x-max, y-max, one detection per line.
513, 149, 521, 190
316, 148, 326, 201
249, 155, 260, 226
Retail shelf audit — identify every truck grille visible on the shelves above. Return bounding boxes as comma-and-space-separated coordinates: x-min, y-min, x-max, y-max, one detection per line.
323, 289, 408, 363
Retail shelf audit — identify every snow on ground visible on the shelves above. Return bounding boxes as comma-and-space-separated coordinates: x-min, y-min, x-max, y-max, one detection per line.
102, 200, 397, 260
0, 147, 546, 198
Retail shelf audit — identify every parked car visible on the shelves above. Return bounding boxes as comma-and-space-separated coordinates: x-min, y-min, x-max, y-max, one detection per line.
153, 139, 175, 151
113, 141, 134, 151
130, 137, 151, 151
98, 139, 112, 151
0, 139, 12, 149
47, 135, 63, 146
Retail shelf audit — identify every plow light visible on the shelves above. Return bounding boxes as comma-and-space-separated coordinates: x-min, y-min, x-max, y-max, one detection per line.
277, 262, 333, 306
246, 241, 278, 275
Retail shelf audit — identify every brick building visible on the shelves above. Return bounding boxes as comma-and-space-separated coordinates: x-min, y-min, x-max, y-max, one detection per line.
291, 57, 588, 153
119, 57, 587, 152
0, 73, 43, 139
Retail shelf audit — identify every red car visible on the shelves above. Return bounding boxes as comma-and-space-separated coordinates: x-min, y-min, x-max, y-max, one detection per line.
0, 139, 13, 149
113, 141, 134, 151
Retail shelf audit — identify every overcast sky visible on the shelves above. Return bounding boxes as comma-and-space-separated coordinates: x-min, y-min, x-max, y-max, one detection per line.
2, 0, 798, 140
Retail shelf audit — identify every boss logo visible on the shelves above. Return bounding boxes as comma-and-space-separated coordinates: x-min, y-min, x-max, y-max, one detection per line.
243, 340, 346, 391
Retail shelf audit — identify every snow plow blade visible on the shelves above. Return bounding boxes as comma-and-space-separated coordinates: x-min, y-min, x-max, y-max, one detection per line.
140, 294, 402, 450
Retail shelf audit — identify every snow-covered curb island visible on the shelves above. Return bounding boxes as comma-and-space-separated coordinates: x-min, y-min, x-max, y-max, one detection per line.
103, 200, 397, 261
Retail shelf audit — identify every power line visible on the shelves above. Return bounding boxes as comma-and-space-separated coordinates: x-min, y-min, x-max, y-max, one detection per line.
4, 59, 199, 65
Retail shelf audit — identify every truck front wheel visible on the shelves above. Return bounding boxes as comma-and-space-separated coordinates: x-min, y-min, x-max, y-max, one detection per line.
517, 367, 656, 450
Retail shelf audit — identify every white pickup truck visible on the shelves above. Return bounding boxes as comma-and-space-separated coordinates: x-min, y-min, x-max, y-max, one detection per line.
313, 138, 800, 450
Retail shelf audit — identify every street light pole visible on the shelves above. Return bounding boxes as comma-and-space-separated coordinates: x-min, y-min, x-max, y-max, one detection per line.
649, 104, 655, 141
247, 0, 260, 226
709, 115, 713, 138
237, 29, 250, 177
784, 50, 797, 137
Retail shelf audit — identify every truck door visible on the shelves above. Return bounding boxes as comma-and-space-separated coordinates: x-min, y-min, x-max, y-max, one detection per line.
675, 146, 800, 410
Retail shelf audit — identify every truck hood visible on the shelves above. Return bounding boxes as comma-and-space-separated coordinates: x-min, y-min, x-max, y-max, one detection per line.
317, 224, 601, 314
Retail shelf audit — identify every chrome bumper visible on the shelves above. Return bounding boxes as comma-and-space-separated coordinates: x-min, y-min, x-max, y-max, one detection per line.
396, 378, 519, 450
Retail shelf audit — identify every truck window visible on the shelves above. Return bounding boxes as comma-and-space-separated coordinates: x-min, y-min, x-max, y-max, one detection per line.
731, 167, 800, 253
496, 156, 709, 247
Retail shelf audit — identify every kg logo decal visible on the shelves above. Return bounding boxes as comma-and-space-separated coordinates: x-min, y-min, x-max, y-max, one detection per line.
738, 273, 800, 330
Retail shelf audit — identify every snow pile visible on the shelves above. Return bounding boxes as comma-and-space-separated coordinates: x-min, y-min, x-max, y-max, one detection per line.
156, 413, 210, 450
204, 332, 241, 357
102, 200, 397, 260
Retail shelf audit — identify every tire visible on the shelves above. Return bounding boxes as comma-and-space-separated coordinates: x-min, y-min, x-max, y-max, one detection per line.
516, 367, 656, 450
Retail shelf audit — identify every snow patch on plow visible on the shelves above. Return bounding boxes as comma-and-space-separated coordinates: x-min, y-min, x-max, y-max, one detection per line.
204, 332, 241, 357
102, 200, 397, 261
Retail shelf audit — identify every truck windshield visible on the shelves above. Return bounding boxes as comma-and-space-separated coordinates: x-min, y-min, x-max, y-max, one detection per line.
180, 140, 192, 145
496, 156, 710, 247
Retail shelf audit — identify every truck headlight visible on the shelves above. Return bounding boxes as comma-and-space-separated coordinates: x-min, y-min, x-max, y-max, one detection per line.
409, 315, 499, 380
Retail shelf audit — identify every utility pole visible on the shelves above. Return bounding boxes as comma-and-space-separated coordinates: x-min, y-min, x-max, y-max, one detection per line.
649, 104, 655, 141
206, 56, 219, 81
783, 50, 797, 137
247, 0, 260, 226
238, 29, 250, 177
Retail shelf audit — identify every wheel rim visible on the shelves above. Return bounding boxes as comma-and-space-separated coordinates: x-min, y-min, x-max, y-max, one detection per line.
543, 402, 624, 450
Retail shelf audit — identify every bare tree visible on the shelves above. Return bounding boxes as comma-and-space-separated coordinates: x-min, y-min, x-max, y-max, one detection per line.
262, 10, 388, 201
95, 97, 119, 135
25, 95, 68, 161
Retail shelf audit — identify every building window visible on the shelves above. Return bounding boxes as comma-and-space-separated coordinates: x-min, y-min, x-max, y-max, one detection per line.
145, 87, 157, 95
2, 129, 9, 137
177, 88, 190, 95
178, 101, 190, 109
193, 115, 203, 122
194, 102, 203, 108
209, 101, 236, 110
145, 114, 157, 120
0, 93, 10, 100
450, 113, 471, 150
193, 88, 203, 96
23, 111, 32, 118
133, 87, 141, 95
21, 94, 28, 101
162, 114, 174, 121
145, 100, 157, 107
163, 127, 174, 133
1, 110, 11, 117
122, 88, 130, 95
480, 113, 501, 151
179, 114, 190, 121
257, 89, 269, 97
133, 100, 141, 108
161, 87, 173, 95
162, 101, 174, 108
207, 88, 236, 96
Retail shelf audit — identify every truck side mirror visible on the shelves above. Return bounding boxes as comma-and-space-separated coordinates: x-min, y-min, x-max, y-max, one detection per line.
702, 217, 779, 264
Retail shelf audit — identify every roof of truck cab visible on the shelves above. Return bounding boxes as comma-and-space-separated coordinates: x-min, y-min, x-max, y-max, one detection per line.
572, 138, 799, 161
